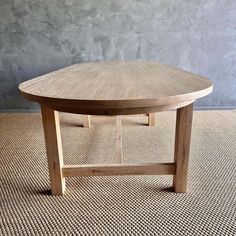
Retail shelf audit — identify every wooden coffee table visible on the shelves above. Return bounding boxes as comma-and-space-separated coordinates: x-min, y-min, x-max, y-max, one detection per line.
19, 61, 213, 195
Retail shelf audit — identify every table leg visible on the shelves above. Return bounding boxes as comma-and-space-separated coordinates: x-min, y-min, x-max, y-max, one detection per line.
41, 105, 65, 195
114, 116, 123, 163
83, 115, 91, 128
173, 103, 193, 193
148, 113, 156, 126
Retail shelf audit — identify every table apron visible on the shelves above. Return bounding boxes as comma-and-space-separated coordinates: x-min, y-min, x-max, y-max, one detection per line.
41, 99, 195, 115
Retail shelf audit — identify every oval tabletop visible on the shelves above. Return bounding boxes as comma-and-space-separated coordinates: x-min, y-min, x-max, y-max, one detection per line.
19, 61, 213, 115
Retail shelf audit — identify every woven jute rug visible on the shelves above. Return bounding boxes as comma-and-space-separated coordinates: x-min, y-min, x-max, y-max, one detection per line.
0, 111, 236, 235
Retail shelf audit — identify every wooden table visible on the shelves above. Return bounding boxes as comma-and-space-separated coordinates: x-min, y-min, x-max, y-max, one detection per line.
19, 61, 213, 195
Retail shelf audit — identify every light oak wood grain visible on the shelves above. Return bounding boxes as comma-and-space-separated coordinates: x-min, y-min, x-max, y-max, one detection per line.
84, 113, 154, 127
41, 105, 65, 195
173, 103, 193, 193
114, 116, 123, 163
83, 115, 91, 128
148, 113, 156, 126
62, 163, 175, 177
44, 99, 195, 115
19, 62, 213, 195
19, 61, 212, 115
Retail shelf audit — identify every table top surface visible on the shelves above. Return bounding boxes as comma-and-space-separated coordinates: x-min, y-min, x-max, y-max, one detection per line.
19, 61, 213, 113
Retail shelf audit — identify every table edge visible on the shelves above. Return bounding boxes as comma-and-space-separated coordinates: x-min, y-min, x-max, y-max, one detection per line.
19, 84, 213, 115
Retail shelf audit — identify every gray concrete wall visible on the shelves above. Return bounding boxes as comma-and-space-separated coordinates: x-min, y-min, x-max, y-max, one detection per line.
0, 0, 236, 110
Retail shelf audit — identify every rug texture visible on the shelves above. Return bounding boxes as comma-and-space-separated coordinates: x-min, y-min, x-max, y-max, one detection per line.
0, 111, 236, 236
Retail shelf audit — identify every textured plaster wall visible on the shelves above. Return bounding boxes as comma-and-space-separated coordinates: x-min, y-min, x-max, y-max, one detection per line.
0, 0, 236, 110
